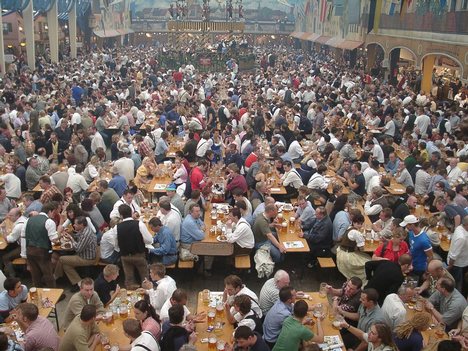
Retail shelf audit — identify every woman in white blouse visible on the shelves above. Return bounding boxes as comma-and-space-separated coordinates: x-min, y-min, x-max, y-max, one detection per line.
172, 159, 188, 186
226, 207, 254, 255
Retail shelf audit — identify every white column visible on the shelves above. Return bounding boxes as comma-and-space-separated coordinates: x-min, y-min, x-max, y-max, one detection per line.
69, 1, 77, 59
23, 0, 35, 70
0, 3, 6, 76
47, 0, 59, 63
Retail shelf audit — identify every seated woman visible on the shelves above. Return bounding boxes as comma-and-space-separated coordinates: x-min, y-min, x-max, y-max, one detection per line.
172, 158, 188, 187
83, 155, 101, 183
393, 312, 431, 351
372, 227, 409, 263
134, 300, 162, 341
58, 203, 97, 235
336, 213, 371, 284
422, 180, 446, 213
225, 295, 262, 334
327, 150, 342, 173
134, 156, 157, 189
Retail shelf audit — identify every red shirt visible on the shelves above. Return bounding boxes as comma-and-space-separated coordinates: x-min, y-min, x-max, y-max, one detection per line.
374, 241, 409, 263
226, 174, 248, 194
190, 167, 205, 191
245, 153, 258, 169
173, 71, 183, 82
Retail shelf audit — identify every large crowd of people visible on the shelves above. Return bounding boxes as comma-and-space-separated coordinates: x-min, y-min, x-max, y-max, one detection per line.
0, 41, 465, 351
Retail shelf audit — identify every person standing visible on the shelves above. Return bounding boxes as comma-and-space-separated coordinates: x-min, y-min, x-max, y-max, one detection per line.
116, 204, 153, 289
24, 202, 59, 288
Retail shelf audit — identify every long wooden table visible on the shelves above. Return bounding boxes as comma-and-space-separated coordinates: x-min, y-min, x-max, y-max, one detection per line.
28, 288, 64, 329
0, 218, 13, 250
277, 208, 310, 253
195, 291, 234, 350
405, 304, 449, 344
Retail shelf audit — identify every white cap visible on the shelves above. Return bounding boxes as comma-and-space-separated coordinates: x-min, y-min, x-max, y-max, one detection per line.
400, 215, 419, 227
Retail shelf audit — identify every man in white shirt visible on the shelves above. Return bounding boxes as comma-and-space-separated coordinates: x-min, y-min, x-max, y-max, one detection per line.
447, 217, 468, 292
142, 263, 177, 315
100, 224, 120, 264
123, 319, 160, 351
66, 164, 89, 197
307, 164, 328, 190
90, 126, 106, 153
157, 198, 182, 243
288, 136, 305, 162
223, 275, 262, 318
281, 161, 303, 199
110, 190, 141, 220
446, 158, 464, 186
225, 207, 254, 255
0, 165, 21, 199
365, 140, 385, 164
113, 148, 135, 184
414, 108, 431, 137
3, 208, 27, 277
159, 289, 205, 323
363, 160, 380, 192
381, 285, 416, 329
195, 132, 213, 158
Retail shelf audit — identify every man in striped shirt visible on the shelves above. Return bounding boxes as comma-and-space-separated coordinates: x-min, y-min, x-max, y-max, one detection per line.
54, 216, 97, 291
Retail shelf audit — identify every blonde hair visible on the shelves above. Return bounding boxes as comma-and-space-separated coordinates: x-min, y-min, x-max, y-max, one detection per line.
394, 312, 431, 339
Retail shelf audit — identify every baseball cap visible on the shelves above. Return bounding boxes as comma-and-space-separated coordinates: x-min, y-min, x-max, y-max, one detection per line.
166, 183, 177, 192
399, 215, 419, 227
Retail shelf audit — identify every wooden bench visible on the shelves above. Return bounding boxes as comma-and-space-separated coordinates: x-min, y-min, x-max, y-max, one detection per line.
234, 255, 251, 269
177, 260, 194, 269
12, 258, 27, 265
317, 257, 336, 268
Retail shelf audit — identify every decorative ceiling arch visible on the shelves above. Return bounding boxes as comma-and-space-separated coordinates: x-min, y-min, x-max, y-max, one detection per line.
33, 0, 56, 13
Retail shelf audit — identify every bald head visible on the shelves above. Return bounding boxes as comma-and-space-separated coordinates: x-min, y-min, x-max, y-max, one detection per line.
407, 196, 417, 208
264, 196, 275, 206
428, 259, 444, 278
8, 208, 21, 221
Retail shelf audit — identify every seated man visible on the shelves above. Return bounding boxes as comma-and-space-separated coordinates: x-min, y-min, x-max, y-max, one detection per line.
300, 206, 333, 267
94, 264, 120, 306
142, 263, 177, 315
337, 288, 385, 350
123, 318, 159, 351
293, 195, 316, 232
159, 289, 205, 324
223, 275, 262, 318
59, 304, 100, 351
259, 270, 290, 315
225, 207, 254, 256
148, 217, 178, 266
326, 277, 362, 326
0, 277, 28, 323
253, 204, 286, 263
273, 300, 324, 351
14, 302, 60, 351
263, 286, 295, 349
99, 218, 120, 264
54, 216, 97, 291
370, 207, 393, 239
426, 277, 467, 330
180, 204, 205, 247
160, 305, 197, 351
63, 278, 106, 328
416, 259, 455, 297
381, 285, 416, 329
233, 325, 270, 351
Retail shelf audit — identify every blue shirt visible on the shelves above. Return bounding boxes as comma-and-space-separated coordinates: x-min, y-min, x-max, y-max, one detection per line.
180, 215, 205, 244
333, 210, 350, 242
263, 300, 293, 342
109, 175, 127, 197
151, 226, 178, 265
409, 230, 432, 272
24, 200, 43, 217
295, 202, 316, 231
0, 285, 28, 320
385, 158, 400, 176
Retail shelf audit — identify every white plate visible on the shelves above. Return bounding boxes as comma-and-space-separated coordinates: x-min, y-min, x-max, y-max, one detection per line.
216, 235, 228, 242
